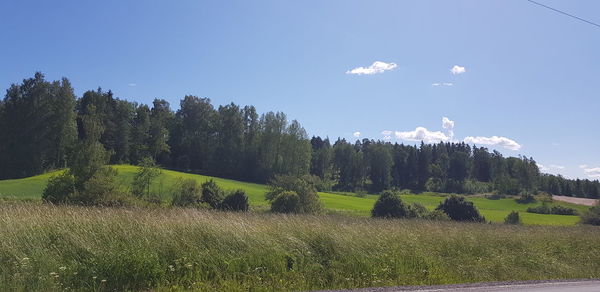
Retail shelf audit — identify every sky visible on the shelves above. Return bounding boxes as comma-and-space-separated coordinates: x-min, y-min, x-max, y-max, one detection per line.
1, 0, 599, 179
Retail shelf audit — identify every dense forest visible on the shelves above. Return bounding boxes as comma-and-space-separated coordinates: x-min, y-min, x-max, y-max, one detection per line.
1, 73, 598, 198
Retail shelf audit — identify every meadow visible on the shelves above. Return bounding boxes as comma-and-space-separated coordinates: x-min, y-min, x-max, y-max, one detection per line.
0, 165, 590, 226
1, 204, 599, 291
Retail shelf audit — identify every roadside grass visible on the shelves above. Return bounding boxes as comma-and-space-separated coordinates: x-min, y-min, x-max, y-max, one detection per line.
0, 204, 599, 291
0, 165, 587, 225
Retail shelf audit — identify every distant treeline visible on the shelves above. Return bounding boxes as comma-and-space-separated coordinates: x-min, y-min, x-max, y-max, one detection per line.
0, 73, 598, 198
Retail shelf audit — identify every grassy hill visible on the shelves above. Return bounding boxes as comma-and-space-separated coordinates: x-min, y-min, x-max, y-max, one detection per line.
0, 165, 589, 226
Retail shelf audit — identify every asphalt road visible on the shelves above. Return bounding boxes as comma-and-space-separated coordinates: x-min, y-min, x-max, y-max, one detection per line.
318, 279, 600, 292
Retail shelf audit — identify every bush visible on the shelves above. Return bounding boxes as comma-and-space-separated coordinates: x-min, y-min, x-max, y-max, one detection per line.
527, 204, 577, 215
504, 211, 521, 224
516, 193, 536, 204
220, 190, 249, 212
436, 195, 485, 222
422, 209, 451, 221
581, 204, 600, 226
171, 179, 202, 207
407, 202, 429, 218
266, 175, 321, 214
371, 191, 409, 218
132, 157, 161, 198
42, 171, 76, 204
271, 191, 300, 213
75, 166, 123, 205
201, 179, 224, 208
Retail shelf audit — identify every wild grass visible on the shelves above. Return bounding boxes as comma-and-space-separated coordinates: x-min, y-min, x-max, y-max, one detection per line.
0, 203, 599, 291
0, 165, 588, 226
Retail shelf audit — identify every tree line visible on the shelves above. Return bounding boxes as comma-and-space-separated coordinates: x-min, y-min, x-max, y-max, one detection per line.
1, 73, 598, 199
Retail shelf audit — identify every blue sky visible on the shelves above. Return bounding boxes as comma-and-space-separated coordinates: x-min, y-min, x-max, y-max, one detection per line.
1, 0, 599, 179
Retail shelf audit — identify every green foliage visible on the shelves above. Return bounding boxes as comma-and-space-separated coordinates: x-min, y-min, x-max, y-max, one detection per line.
265, 175, 321, 214
581, 204, 600, 226
76, 166, 124, 205
220, 190, 249, 212
171, 179, 202, 207
201, 179, 224, 208
371, 191, 408, 218
132, 157, 161, 198
516, 193, 536, 204
504, 211, 521, 224
527, 204, 578, 215
270, 191, 300, 213
41, 172, 75, 204
436, 195, 485, 222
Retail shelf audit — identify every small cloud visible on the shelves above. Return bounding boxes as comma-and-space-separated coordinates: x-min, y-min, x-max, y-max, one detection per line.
463, 136, 521, 151
432, 82, 454, 87
580, 164, 588, 169
381, 130, 392, 136
383, 135, 392, 141
395, 127, 450, 143
442, 117, 455, 141
353, 131, 361, 138
450, 65, 466, 75
346, 61, 397, 75
549, 164, 565, 169
582, 166, 600, 179
128, 83, 137, 87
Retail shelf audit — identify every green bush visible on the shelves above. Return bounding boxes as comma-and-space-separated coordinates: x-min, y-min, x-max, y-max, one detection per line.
527, 204, 577, 215
407, 202, 429, 218
581, 204, 600, 226
504, 211, 521, 224
220, 190, 249, 212
266, 175, 321, 214
436, 195, 485, 222
516, 193, 536, 204
201, 179, 224, 208
74, 166, 124, 205
271, 191, 300, 213
171, 179, 202, 207
42, 171, 76, 204
131, 157, 161, 198
371, 191, 409, 218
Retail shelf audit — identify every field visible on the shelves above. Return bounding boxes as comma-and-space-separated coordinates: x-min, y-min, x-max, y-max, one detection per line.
0, 165, 590, 226
1, 204, 599, 291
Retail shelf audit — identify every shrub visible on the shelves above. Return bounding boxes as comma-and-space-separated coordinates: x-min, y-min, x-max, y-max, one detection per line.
504, 211, 521, 224
42, 171, 76, 204
266, 175, 321, 214
423, 209, 451, 221
407, 202, 429, 218
581, 204, 600, 226
75, 166, 123, 205
371, 191, 409, 218
527, 204, 577, 215
271, 191, 300, 213
220, 190, 249, 212
516, 193, 536, 204
171, 179, 202, 207
436, 195, 485, 222
201, 179, 224, 208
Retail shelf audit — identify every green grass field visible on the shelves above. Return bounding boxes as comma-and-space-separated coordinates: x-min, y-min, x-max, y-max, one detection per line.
1, 204, 599, 291
0, 165, 589, 226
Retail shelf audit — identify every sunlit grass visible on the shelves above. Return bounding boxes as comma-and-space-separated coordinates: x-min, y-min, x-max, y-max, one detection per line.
0, 204, 599, 291
0, 165, 588, 226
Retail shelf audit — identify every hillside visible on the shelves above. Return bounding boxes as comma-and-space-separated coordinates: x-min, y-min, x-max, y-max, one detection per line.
0, 165, 589, 226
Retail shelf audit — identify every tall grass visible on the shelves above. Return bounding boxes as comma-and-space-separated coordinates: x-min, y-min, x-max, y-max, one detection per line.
1, 203, 599, 291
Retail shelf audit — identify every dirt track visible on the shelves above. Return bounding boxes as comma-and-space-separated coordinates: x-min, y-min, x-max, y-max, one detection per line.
553, 195, 598, 206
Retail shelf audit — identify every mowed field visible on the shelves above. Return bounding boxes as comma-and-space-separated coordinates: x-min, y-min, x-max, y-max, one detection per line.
0, 165, 590, 226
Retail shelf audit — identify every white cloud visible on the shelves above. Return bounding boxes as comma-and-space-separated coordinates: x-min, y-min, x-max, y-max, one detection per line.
128, 83, 137, 87
549, 164, 565, 169
432, 82, 454, 87
580, 164, 588, 169
381, 130, 392, 136
450, 65, 466, 75
346, 61, 397, 75
395, 127, 450, 143
463, 136, 521, 151
442, 117, 455, 141
539, 164, 565, 173
353, 131, 361, 138
583, 167, 600, 179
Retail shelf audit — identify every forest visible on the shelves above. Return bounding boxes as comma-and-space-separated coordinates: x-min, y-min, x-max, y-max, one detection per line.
1, 72, 598, 198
